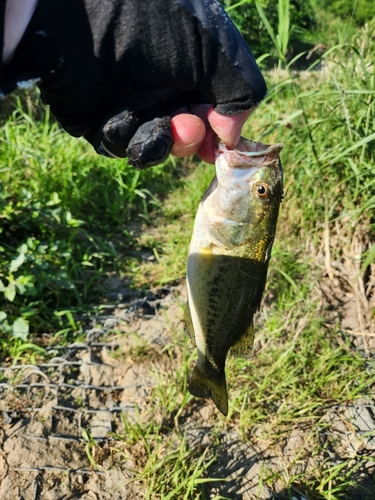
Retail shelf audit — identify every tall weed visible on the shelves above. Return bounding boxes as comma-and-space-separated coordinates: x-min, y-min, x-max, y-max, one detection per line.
255, 18, 375, 234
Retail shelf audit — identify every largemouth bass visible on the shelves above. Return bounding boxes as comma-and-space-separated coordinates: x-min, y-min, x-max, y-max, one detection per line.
184, 138, 283, 416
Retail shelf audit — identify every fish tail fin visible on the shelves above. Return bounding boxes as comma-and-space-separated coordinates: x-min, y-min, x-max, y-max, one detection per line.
189, 364, 228, 416
230, 319, 255, 358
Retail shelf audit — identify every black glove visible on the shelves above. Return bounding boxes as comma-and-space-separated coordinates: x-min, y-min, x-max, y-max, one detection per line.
3, 0, 267, 168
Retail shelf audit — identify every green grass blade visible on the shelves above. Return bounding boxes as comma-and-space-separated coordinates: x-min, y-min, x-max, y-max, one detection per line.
327, 131, 375, 165
255, 1, 283, 60
225, 0, 252, 12
277, 0, 290, 57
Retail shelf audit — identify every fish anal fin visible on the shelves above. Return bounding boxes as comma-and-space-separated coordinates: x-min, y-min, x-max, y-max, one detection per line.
183, 303, 195, 343
230, 320, 255, 359
189, 363, 228, 416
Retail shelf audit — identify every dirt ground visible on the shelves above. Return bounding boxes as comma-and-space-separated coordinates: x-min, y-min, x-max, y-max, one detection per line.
1, 253, 375, 499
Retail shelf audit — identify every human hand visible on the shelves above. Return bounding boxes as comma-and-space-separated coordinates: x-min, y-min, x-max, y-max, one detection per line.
22, 0, 266, 168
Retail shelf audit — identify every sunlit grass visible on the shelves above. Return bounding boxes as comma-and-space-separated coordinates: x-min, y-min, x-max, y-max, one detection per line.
0, 92, 180, 355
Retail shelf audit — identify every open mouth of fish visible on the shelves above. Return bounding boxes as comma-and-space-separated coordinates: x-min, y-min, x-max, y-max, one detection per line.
216, 138, 283, 168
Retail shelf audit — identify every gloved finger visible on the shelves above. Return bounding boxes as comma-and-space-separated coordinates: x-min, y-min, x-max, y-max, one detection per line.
84, 108, 140, 158
86, 88, 187, 159
126, 116, 173, 169
88, 112, 174, 167
94, 109, 140, 158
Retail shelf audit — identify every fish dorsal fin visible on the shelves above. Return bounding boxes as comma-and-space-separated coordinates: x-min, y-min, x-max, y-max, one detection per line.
230, 319, 255, 359
183, 302, 195, 343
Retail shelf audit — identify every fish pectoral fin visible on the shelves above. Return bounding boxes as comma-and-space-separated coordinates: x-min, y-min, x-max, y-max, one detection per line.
188, 363, 228, 416
230, 319, 255, 359
183, 303, 195, 344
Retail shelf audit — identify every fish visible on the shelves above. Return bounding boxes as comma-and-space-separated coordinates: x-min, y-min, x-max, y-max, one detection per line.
184, 137, 283, 416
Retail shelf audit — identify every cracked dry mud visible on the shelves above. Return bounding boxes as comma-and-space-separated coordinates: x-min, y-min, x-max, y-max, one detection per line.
0, 273, 375, 499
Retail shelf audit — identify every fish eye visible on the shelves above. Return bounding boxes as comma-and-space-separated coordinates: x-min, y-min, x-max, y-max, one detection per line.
255, 183, 269, 199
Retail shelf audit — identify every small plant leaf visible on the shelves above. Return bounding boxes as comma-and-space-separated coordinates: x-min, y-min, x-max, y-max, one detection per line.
4, 282, 16, 302
12, 317, 29, 340
9, 247, 27, 273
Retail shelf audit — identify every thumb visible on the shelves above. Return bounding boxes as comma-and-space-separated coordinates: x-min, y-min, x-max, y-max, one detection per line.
207, 106, 255, 149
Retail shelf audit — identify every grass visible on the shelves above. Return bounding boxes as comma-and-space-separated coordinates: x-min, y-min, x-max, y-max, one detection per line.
112, 418, 218, 499
0, 91, 183, 358
1, 3, 375, 498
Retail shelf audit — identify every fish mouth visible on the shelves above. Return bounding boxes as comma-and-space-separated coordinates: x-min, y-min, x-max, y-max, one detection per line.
216, 138, 283, 169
